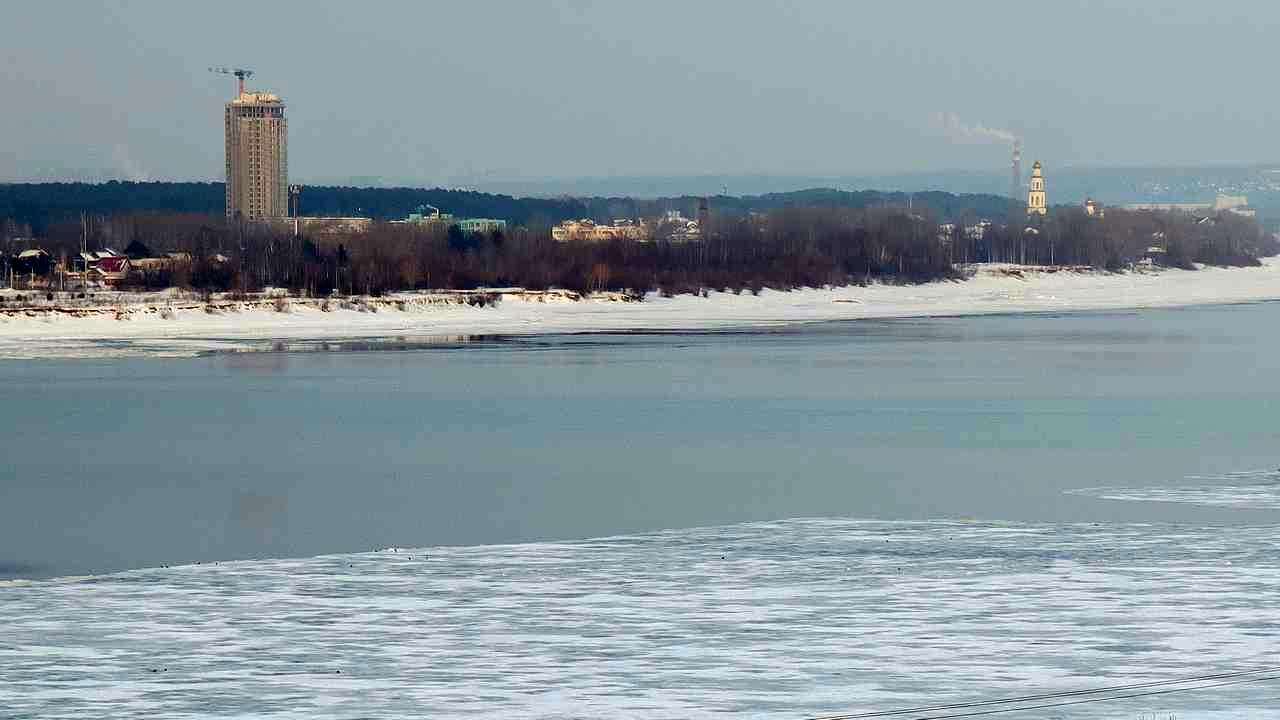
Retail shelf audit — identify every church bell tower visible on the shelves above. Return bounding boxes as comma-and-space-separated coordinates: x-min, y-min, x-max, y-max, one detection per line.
1026, 161, 1047, 216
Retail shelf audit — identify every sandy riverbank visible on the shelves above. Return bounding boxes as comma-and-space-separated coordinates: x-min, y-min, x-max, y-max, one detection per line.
1, 260, 1277, 358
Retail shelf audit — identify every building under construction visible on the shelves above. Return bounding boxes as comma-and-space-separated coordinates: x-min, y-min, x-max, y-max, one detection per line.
218, 68, 288, 221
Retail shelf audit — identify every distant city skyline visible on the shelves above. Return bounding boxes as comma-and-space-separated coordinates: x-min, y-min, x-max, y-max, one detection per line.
3, 1, 1279, 185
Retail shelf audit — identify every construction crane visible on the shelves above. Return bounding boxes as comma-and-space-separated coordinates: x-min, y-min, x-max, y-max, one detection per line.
208, 66, 254, 96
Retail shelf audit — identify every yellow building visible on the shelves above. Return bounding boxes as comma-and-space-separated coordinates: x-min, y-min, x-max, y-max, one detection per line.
551, 219, 652, 242
1026, 160, 1047, 216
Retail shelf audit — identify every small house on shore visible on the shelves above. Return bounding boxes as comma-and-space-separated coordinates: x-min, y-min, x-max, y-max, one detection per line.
91, 256, 131, 286
9, 249, 53, 287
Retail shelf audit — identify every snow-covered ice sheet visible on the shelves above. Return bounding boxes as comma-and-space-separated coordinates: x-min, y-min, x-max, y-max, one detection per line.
1069, 469, 1280, 510
2, 518, 1277, 718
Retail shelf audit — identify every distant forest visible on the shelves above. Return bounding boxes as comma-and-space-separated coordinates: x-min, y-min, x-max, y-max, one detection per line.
2, 182, 1275, 297
0, 181, 1016, 231
5, 207, 1275, 298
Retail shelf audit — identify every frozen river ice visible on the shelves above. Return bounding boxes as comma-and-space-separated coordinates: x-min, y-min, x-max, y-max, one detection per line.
2, 518, 1278, 718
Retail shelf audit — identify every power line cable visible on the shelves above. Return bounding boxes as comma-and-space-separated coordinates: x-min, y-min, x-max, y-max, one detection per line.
805, 665, 1280, 720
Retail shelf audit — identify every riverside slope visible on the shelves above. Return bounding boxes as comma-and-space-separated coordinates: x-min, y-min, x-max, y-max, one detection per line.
1, 259, 1278, 358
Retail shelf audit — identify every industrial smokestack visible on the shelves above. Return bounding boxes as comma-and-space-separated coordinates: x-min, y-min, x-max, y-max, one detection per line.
1010, 138, 1023, 203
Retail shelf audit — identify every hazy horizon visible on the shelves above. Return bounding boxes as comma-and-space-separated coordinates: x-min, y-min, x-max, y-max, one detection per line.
3, 1, 1277, 185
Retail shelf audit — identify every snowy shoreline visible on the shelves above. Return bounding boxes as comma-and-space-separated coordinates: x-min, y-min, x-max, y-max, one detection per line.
2, 259, 1278, 359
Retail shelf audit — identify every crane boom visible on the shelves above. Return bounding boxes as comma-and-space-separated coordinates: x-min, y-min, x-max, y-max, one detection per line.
208, 66, 255, 96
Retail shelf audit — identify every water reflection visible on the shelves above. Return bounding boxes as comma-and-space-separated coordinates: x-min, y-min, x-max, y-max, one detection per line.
224, 349, 291, 372
225, 334, 501, 355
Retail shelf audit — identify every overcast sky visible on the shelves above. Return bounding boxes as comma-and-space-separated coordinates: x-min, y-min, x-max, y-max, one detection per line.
1, 1, 1275, 184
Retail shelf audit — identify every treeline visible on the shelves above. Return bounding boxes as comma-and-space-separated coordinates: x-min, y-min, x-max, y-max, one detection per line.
11, 208, 959, 295
0, 182, 584, 232
949, 208, 1277, 269
5, 203, 1274, 297
1, 181, 1014, 232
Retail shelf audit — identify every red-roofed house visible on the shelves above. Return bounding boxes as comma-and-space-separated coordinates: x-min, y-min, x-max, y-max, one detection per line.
90, 256, 131, 286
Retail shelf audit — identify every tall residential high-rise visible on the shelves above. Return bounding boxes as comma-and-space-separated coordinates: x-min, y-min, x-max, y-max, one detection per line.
224, 88, 288, 221
1026, 160, 1047, 216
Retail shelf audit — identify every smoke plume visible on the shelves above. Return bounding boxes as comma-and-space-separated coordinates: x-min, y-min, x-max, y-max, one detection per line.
933, 112, 1017, 145
111, 143, 151, 182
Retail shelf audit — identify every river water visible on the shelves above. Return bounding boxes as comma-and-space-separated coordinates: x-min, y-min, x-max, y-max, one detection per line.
2, 303, 1279, 717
